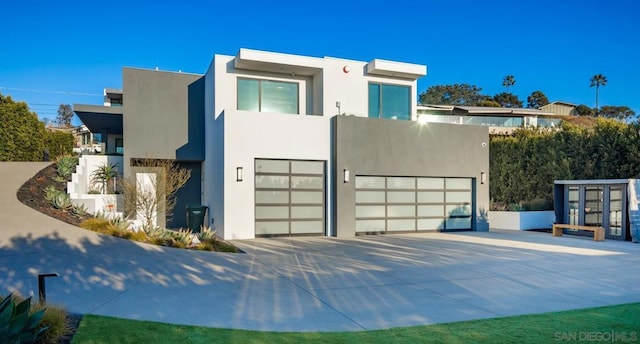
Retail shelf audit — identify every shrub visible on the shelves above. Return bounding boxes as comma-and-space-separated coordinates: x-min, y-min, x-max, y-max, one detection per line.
522, 198, 553, 211
43, 130, 74, 159
172, 229, 195, 246
32, 302, 72, 344
0, 93, 46, 161
197, 226, 216, 241
80, 218, 112, 234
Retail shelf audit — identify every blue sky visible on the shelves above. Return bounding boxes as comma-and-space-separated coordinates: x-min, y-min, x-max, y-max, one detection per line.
1, 0, 638, 122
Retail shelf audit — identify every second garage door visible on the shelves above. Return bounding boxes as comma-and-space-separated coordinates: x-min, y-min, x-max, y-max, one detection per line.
355, 176, 473, 233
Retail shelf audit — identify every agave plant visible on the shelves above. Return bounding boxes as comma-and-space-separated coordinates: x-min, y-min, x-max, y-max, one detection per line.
108, 216, 130, 231
42, 185, 59, 203
0, 293, 48, 344
143, 226, 169, 239
51, 193, 73, 211
72, 203, 87, 216
54, 155, 78, 182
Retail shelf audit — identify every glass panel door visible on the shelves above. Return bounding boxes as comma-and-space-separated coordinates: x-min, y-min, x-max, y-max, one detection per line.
584, 186, 603, 227
568, 186, 579, 225
609, 187, 623, 237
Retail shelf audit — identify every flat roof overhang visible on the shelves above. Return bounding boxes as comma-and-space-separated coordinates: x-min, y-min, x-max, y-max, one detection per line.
366, 59, 427, 80
74, 104, 123, 134
234, 48, 323, 76
452, 106, 556, 117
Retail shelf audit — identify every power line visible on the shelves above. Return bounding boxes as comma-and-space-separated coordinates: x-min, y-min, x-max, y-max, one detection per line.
0, 86, 101, 97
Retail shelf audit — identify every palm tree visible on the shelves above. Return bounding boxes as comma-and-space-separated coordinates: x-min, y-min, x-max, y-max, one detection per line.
502, 75, 516, 93
590, 74, 607, 115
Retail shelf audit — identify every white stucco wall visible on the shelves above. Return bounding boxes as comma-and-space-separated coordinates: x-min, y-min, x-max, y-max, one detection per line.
321, 57, 418, 119
203, 49, 425, 239
217, 110, 331, 240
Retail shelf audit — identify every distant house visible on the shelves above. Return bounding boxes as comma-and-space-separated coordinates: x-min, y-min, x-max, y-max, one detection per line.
417, 104, 560, 135
540, 101, 577, 116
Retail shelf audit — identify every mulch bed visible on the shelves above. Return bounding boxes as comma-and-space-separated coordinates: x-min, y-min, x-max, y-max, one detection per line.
16, 164, 92, 226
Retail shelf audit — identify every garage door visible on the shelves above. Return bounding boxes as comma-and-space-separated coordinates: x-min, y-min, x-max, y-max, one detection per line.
355, 176, 473, 233
254, 159, 325, 236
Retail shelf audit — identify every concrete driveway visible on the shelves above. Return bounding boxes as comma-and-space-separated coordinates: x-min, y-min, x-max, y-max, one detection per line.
1, 162, 640, 331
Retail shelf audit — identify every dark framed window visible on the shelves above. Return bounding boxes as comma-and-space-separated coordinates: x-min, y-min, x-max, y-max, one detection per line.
115, 138, 124, 154
368, 83, 411, 120
238, 78, 299, 114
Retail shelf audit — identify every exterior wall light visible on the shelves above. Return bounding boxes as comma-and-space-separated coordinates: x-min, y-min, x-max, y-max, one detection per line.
481, 172, 486, 185
343, 169, 350, 183
236, 167, 243, 182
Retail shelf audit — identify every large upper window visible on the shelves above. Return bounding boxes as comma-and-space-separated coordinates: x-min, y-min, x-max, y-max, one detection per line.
238, 78, 299, 114
368, 83, 411, 120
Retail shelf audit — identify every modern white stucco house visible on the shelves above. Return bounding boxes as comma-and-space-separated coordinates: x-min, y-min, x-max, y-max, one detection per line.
75, 48, 490, 240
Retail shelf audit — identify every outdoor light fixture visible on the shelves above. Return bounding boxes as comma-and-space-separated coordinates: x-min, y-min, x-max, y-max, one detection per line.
343, 169, 350, 183
481, 172, 486, 185
236, 167, 243, 182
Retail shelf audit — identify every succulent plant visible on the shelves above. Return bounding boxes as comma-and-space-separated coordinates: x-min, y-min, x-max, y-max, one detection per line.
54, 155, 78, 181
51, 193, 73, 211
0, 293, 48, 344
42, 185, 59, 203
143, 226, 169, 239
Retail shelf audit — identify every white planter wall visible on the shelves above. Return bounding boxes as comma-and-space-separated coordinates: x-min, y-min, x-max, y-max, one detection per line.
489, 210, 555, 230
67, 155, 124, 216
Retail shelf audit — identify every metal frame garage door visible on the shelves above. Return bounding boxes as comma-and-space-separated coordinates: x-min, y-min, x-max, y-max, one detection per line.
355, 176, 473, 233
254, 159, 325, 236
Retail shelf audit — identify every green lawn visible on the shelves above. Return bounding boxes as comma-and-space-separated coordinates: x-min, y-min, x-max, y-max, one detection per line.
72, 303, 640, 344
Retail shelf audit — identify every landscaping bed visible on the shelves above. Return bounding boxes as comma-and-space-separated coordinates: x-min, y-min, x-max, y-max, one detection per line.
16, 163, 92, 226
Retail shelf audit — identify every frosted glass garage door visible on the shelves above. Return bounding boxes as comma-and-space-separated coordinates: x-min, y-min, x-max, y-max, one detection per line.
355, 176, 473, 233
255, 159, 325, 236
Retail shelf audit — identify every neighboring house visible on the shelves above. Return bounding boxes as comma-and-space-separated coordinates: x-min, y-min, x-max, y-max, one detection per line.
74, 90, 124, 155
539, 101, 577, 116
74, 48, 490, 239
417, 105, 561, 135
72, 125, 101, 154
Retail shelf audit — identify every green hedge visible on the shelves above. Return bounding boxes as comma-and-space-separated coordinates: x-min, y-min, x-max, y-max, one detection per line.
490, 119, 640, 209
0, 94, 45, 161
44, 130, 74, 159
1, 93, 74, 161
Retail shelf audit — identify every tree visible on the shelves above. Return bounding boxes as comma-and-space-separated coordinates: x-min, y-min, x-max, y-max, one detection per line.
56, 104, 73, 128
526, 91, 549, 109
493, 92, 523, 108
0, 93, 45, 161
590, 74, 607, 114
598, 106, 636, 121
90, 162, 119, 194
121, 158, 191, 228
502, 75, 516, 93
575, 104, 595, 117
419, 84, 486, 105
